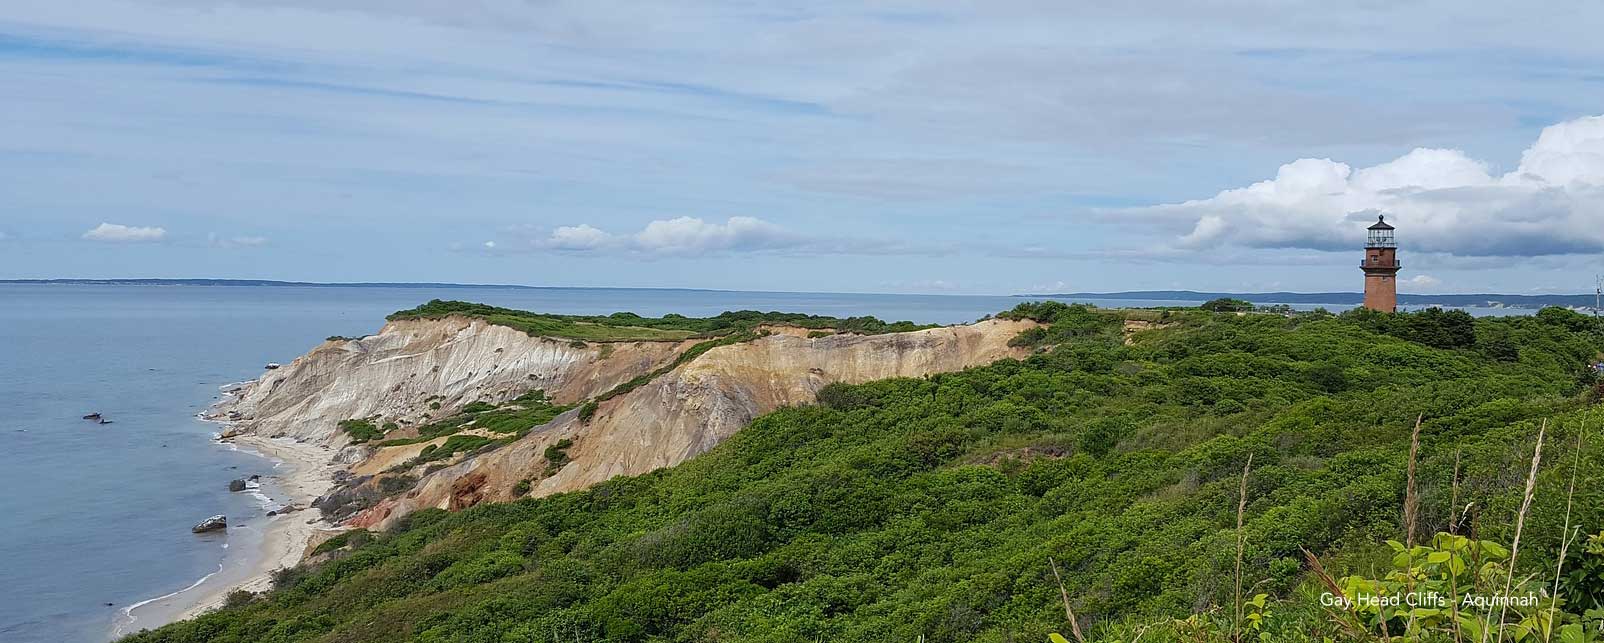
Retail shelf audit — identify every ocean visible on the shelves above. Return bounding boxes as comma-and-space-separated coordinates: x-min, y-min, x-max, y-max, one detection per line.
0, 283, 1531, 642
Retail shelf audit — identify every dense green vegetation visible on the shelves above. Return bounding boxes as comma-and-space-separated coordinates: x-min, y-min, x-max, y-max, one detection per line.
387, 300, 934, 342
127, 305, 1604, 643
1000, 301, 1143, 347
312, 529, 373, 556
1199, 297, 1256, 312
336, 419, 385, 444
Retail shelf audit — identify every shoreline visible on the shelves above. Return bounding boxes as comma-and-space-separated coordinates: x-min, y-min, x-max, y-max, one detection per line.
112, 431, 342, 639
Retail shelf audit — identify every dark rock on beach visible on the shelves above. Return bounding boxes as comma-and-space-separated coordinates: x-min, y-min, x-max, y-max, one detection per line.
192, 515, 227, 533
228, 479, 247, 492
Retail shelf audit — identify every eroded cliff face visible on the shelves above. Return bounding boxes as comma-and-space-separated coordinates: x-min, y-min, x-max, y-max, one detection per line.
216, 316, 689, 447
347, 318, 1037, 529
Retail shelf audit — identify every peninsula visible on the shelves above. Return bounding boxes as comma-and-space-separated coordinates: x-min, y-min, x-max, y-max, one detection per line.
119, 299, 1604, 642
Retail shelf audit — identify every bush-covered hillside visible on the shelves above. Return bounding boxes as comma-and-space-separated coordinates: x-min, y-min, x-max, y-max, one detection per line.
387, 300, 934, 341
125, 305, 1604, 643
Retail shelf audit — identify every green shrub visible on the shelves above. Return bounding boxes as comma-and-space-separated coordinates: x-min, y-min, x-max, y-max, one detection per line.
311, 529, 372, 555
543, 439, 574, 475
1199, 297, 1253, 312
1561, 530, 1604, 611
336, 419, 384, 443
432, 551, 527, 590
543, 438, 574, 465
816, 381, 871, 410
377, 475, 416, 496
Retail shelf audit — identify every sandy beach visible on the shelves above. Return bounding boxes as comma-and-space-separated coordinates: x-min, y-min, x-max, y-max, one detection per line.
112, 434, 342, 639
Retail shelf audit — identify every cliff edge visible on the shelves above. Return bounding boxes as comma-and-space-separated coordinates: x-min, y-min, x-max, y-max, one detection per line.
212, 313, 1038, 532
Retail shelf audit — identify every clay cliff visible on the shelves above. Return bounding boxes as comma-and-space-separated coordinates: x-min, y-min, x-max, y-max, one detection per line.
214, 315, 1038, 531
219, 316, 690, 445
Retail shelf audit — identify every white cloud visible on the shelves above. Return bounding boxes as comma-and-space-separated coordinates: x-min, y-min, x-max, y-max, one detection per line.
633, 216, 796, 255
208, 233, 269, 248
544, 224, 613, 251
1403, 274, 1442, 289
493, 216, 944, 257
82, 222, 166, 242
1125, 115, 1604, 257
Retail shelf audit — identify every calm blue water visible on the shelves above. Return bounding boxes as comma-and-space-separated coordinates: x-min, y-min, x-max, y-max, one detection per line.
0, 284, 1532, 642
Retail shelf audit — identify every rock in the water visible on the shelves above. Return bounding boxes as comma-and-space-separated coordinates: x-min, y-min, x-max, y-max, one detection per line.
228, 479, 247, 492
192, 515, 227, 533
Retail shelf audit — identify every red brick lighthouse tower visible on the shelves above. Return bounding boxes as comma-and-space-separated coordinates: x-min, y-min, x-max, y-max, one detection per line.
1361, 215, 1400, 312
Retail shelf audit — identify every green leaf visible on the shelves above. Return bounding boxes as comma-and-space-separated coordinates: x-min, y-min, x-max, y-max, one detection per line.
1386, 540, 1407, 552
1050, 634, 1073, 643
1426, 551, 1452, 564
1481, 541, 1510, 558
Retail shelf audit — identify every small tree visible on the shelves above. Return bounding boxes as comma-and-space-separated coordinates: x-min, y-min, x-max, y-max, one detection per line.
1200, 298, 1254, 312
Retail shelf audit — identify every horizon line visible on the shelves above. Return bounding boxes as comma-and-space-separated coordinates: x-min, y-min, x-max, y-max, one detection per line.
2, 278, 1598, 300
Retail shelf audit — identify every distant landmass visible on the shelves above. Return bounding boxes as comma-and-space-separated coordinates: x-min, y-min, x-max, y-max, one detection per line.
0, 278, 723, 292
1024, 290, 1600, 310
5, 280, 1599, 310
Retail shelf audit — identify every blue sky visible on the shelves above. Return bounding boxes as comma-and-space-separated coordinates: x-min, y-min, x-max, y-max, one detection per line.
3, 1, 1604, 294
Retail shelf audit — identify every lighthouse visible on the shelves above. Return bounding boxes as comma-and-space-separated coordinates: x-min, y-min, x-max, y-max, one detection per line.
1361, 215, 1400, 312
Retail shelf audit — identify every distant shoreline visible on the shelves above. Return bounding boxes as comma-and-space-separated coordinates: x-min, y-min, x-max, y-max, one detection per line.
5, 279, 1598, 310
1019, 290, 1601, 310
0, 278, 734, 292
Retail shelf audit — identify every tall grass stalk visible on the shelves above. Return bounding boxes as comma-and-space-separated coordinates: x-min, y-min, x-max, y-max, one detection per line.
1449, 447, 1465, 643
1049, 557, 1086, 643
1233, 453, 1253, 643
1490, 419, 1545, 643
1405, 414, 1422, 548
1404, 415, 1423, 636
1544, 417, 1585, 643
1302, 547, 1370, 641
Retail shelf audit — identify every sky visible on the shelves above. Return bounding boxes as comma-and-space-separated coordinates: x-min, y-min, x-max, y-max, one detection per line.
3, 2, 1604, 295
